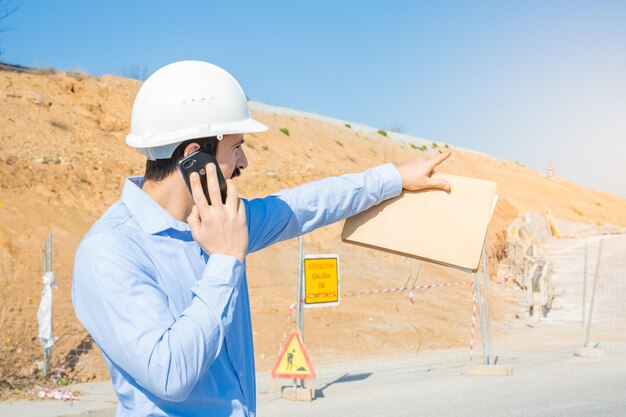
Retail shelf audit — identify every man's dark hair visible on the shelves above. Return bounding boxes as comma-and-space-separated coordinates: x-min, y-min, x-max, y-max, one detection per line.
144, 136, 219, 182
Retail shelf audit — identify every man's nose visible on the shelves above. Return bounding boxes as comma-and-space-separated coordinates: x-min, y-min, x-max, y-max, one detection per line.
237, 148, 248, 170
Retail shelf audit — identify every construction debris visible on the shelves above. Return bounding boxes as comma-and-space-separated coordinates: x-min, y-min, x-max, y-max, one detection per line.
506, 214, 555, 318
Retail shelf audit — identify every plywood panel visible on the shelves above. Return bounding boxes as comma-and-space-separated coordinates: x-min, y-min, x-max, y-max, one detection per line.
342, 173, 498, 271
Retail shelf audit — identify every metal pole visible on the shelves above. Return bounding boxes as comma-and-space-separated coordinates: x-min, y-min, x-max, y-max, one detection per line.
46, 232, 53, 374
473, 271, 488, 365
581, 241, 588, 345
43, 350, 49, 376
482, 246, 493, 365
296, 237, 304, 337
42, 241, 48, 375
42, 241, 47, 274
294, 237, 304, 389
48, 232, 53, 272
584, 239, 603, 348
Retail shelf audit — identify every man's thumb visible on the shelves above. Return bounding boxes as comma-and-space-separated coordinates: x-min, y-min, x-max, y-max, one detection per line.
428, 178, 451, 192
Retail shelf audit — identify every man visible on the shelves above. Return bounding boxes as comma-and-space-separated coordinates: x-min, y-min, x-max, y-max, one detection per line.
72, 60, 451, 417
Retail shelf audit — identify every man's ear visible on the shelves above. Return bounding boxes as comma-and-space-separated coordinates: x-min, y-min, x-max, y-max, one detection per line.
183, 142, 202, 157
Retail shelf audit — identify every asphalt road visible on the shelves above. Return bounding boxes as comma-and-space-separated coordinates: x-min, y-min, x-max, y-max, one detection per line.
257, 353, 626, 417
2, 351, 624, 417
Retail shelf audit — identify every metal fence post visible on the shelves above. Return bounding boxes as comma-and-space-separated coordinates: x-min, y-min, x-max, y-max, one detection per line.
473, 271, 487, 364
482, 246, 493, 364
40, 233, 54, 377
42, 240, 48, 376
48, 232, 52, 273
296, 236, 304, 336
295, 236, 304, 388
46, 233, 53, 374
581, 241, 588, 345
583, 239, 603, 348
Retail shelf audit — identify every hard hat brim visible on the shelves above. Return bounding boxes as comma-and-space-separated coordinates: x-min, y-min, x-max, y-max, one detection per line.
214, 116, 269, 137
128, 116, 269, 160
126, 116, 268, 149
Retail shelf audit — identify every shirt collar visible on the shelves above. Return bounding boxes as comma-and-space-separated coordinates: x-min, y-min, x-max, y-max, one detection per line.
121, 176, 191, 235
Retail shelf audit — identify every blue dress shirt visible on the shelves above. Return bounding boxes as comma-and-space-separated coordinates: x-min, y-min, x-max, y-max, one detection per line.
72, 164, 402, 417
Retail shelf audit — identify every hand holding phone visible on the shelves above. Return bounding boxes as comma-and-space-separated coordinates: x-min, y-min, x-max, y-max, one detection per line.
178, 146, 227, 205
186, 162, 249, 262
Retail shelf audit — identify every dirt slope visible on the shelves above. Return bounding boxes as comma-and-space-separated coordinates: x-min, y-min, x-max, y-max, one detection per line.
1, 66, 625, 392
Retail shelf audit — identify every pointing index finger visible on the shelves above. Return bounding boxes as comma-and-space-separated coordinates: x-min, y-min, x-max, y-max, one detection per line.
429, 150, 452, 169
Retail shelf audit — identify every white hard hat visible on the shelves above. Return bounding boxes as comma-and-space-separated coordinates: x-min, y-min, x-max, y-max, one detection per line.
125, 60, 268, 160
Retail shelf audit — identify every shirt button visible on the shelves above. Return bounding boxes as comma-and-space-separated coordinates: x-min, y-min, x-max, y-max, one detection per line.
238, 370, 244, 377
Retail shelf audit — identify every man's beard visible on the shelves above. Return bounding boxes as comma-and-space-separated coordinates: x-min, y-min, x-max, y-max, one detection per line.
231, 168, 241, 178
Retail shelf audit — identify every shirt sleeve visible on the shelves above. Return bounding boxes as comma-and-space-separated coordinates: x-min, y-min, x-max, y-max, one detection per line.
71, 232, 244, 402
245, 163, 402, 254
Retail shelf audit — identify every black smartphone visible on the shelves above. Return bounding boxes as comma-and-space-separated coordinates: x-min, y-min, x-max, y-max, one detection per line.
178, 146, 227, 205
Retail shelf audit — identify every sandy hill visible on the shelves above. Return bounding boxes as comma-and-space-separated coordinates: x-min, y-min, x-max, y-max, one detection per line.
1, 65, 625, 392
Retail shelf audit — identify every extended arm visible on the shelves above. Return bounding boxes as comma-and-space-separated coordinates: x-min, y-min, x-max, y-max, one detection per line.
245, 163, 402, 253
245, 151, 452, 253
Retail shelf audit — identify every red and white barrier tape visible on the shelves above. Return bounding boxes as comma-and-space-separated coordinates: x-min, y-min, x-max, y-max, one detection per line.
342, 281, 471, 297
275, 278, 475, 382
276, 303, 297, 357
470, 280, 477, 362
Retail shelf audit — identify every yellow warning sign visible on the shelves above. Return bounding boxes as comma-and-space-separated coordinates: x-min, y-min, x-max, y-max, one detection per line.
271, 329, 316, 379
304, 255, 340, 307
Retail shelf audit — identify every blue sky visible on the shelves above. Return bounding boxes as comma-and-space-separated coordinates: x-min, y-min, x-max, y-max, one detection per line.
3, 1, 625, 198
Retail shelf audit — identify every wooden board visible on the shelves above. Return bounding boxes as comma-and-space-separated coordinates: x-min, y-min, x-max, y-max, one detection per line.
341, 173, 498, 272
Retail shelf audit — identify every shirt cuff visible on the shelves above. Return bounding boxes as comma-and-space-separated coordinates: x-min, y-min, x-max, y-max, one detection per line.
200, 254, 244, 286
189, 254, 244, 341
375, 163, 403, 199
190, 254, 243, 316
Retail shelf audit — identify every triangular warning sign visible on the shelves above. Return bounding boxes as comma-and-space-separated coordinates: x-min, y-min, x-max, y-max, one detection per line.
271, 328, 316, 379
